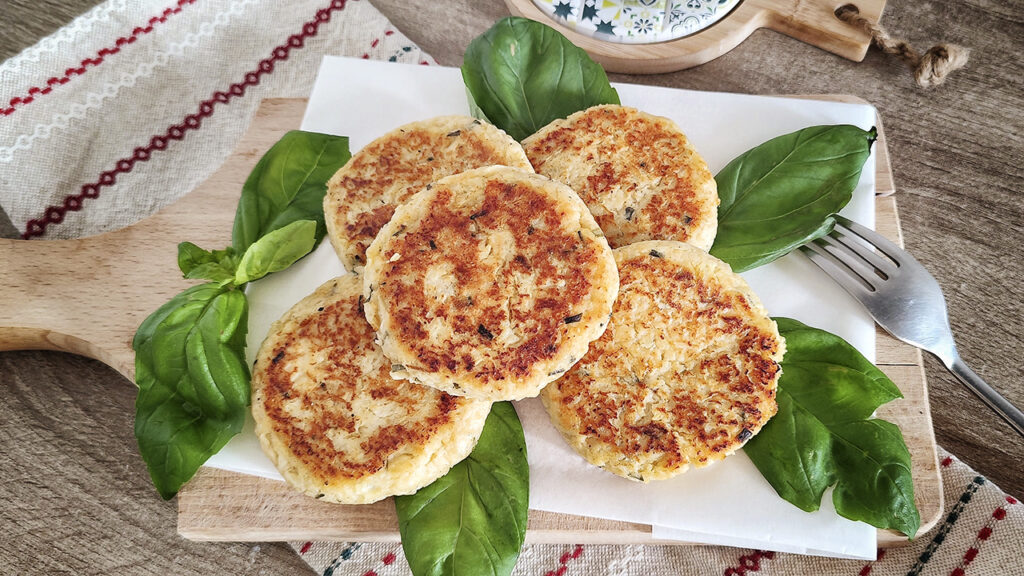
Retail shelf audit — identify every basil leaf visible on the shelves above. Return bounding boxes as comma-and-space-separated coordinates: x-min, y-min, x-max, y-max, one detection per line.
177, 242, 238, 283
231, 130, 350, 253
134, 284, 249, 498
136, 130, 352, 499
462, 16, 619, 141
135, 365, 243, 500
395, 402, 529, 576
710, 125, 877, 272
745, 318, 920, 537
234, 219, 317, 285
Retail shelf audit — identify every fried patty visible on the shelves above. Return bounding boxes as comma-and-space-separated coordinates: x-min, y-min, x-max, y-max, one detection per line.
522, 105, 719, 251
251, 275, 492, 504
324, 116, 533, 270
362, 165, 619, 401
540, 241, 784, 481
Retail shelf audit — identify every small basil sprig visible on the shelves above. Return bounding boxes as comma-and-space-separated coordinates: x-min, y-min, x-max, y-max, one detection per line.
395, 402, 529, 576
744, 318, 920, 538
462, 16, 619, 141
710, 125, 876, 272
134, 130, 350, 499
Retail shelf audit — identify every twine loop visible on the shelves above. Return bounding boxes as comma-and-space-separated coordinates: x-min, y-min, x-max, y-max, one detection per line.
836, 4, 970, 88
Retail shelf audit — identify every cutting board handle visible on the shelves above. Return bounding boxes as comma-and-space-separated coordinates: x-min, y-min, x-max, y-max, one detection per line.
0, 234, 144, 379
0, 192, 235, 383
765, 0, 884, 62
0, 99, 305, 381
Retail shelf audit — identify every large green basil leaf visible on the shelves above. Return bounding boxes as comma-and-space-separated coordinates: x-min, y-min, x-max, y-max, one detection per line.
395, 402, 529, 576
462, 16, 619, 141
232, 130, 350, 253
710, 125, 876, 272
135, 364, 244, 500
745, 318, 919, 537
234, 219, 316, 285
133, 284, 249, 499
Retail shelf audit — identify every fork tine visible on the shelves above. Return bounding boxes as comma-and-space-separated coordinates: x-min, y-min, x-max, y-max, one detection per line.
834, 215, 905, 263
829, 222, 899, 277
800, 241, 877, 294
815, 233, 887, 288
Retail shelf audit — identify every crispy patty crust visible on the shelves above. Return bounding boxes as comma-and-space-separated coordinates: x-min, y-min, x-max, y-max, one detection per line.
324, 116, 533, 270
523, 105, 719, 250
251, 275, 492, 504
363, 165, 619, 401
540, 241, 784, 481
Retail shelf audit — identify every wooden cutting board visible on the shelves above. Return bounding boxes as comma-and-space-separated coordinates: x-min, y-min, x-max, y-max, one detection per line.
0, 97, 941, 547
505, 0, 887, 74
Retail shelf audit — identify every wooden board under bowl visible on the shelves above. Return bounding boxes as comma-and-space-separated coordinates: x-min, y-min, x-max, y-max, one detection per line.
505, 0, 887, 74
0, 97, 941, 547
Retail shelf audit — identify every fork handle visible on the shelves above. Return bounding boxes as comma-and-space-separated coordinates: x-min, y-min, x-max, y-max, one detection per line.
948, 356, 1024, 438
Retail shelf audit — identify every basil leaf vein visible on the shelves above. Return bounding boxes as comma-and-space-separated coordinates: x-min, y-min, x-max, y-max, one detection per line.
234, 219, 317, 285
745, 318, 920, 537
232, 130, 351, 252
395, 402, 528, 576
462, 17, 619, 141
710, 125, 877, 272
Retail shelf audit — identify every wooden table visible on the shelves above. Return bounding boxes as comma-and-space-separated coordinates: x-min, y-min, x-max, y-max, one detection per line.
2, 1, 1021, 573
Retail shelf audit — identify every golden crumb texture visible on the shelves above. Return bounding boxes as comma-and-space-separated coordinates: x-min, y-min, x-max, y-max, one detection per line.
362, 165, 619, 402
324, 116, 533, 270
540, 241, 784, 482
251, 275, 492, 504
523, 105, 719, 251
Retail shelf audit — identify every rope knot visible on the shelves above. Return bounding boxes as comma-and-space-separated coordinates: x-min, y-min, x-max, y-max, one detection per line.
835, 4, 970, 88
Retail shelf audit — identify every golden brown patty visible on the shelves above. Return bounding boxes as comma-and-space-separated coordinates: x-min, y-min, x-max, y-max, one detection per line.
362, 165, 619, 401
324, 116, 533, 270
540, 241, 784, 481
251, 275, 492, 504
522, 105, 719, 251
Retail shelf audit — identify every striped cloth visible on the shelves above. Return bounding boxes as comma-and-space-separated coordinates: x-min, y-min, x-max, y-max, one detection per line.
293, 448, 1024, 575
2, 1, 1022, 575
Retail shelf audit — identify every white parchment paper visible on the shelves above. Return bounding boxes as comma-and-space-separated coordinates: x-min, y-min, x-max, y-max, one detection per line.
206, 56, 880, 559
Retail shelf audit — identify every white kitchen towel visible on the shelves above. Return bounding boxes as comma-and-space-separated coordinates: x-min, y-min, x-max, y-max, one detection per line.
0, 0, 433, 240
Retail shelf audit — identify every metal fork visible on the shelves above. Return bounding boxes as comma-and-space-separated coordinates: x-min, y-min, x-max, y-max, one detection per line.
800, 215, 1024, 437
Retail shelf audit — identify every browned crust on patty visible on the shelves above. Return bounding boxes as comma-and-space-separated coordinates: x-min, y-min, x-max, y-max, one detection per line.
251, 275, 491, 504
324, 116, 533, 270
540, 241, 784, 481
523, 105, 719, 251
363, 165, 618, 401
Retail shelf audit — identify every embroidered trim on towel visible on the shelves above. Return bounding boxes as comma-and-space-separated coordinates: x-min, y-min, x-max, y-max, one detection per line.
541, 544, 583, 576
723, 550, 775, 576
322, 543, 363, 576
0, 0, 128, 74
905, 476, 986, 576
2, 0, 197, 116
359, 547, 400, 576
949, 496, 1017, 576
0, 0, 256, 163
21, 0, 349, 239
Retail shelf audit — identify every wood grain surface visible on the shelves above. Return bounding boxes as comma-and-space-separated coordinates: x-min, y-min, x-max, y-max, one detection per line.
504, 0, 886, 73
2, 0, 1021, 574
168, 98, 940, 546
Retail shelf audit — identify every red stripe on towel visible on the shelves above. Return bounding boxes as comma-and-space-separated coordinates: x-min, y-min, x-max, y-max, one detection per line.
2, 0, 197, 117
21, 0, 349, 239
949, 503, 1011, 576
